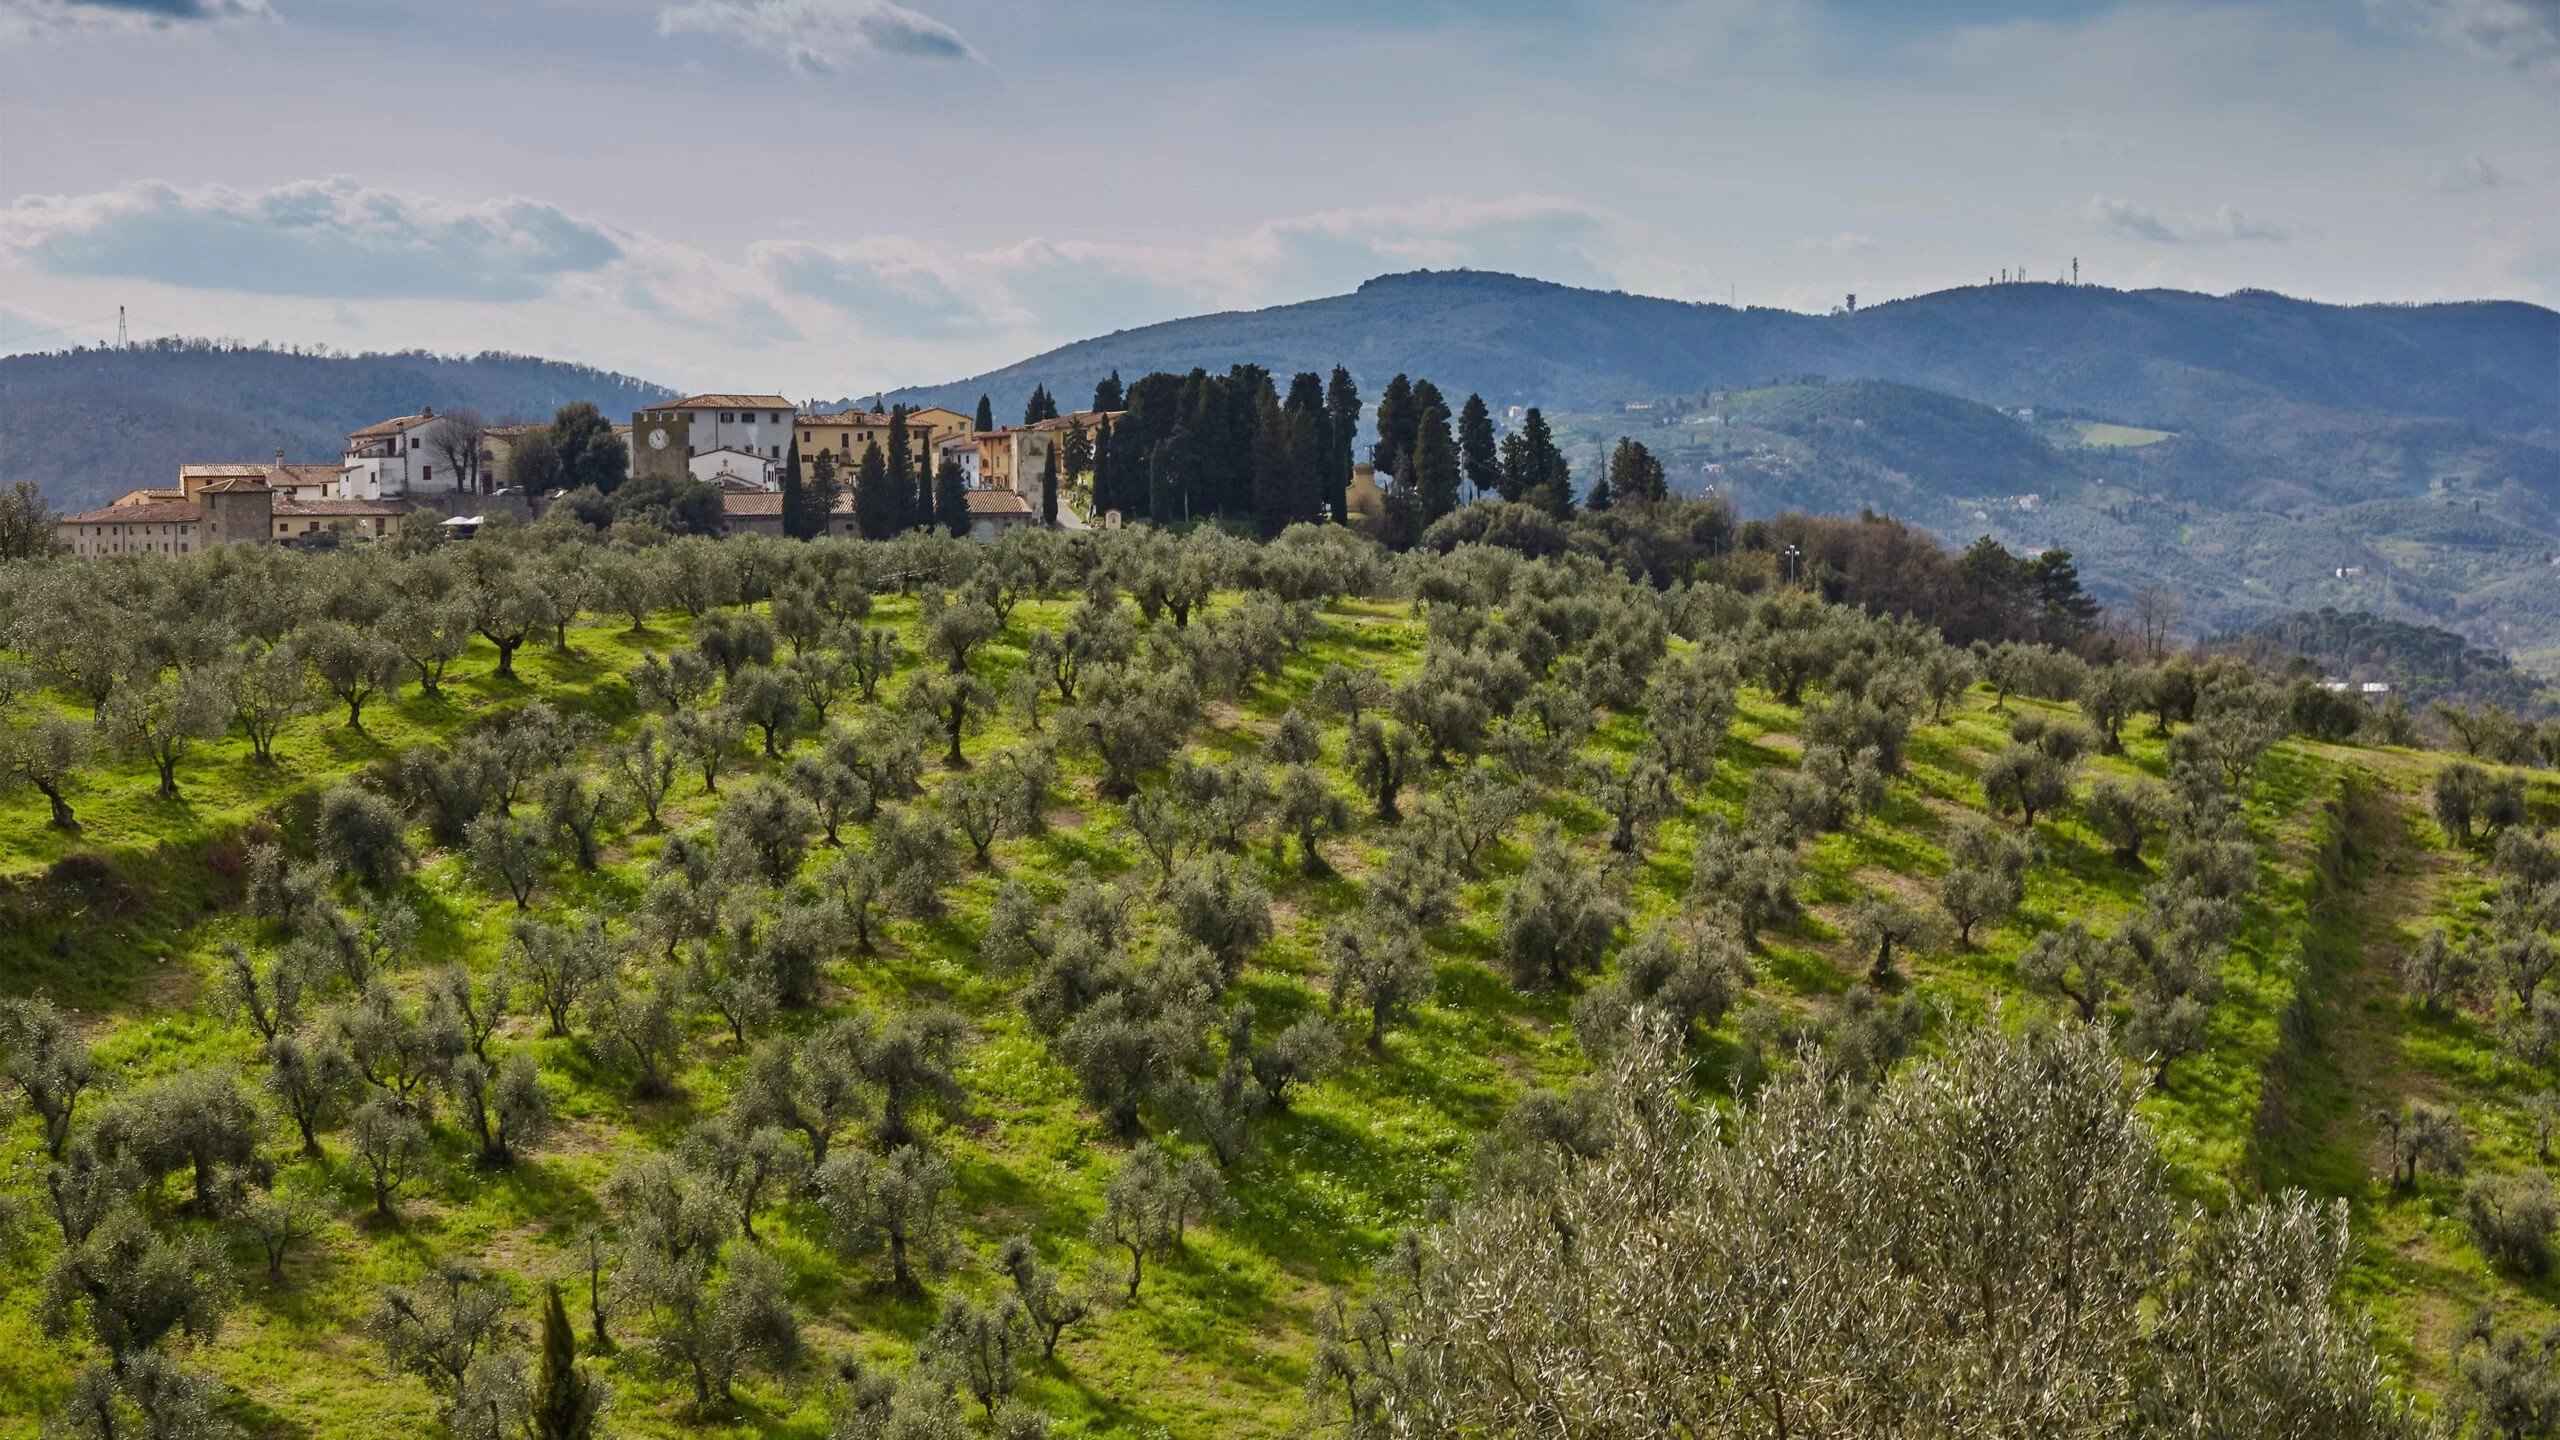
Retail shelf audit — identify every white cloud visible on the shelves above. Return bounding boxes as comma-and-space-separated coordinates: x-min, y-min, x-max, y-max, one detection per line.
1, 177, 624, 301
2079, 194, 2290, 247
0, 0, 271, 37
2419, 154, 2509, 192
1800, 232, 1881, 259
756, 194, 1628, 340
2370, 0, 2560, 75
656, 0, 971, 72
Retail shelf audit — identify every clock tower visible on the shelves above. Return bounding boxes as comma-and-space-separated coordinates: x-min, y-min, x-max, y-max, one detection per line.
630, 409, 695, 483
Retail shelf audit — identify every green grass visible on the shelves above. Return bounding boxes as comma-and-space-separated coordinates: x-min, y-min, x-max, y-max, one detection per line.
2075, 421, 2174, 449
2, 596, 2554, 1437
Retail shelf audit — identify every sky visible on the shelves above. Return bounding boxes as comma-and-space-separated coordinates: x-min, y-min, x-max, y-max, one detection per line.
0, 0, 2553, 395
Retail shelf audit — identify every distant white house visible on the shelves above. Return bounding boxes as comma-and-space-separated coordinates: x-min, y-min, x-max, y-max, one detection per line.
689, 447, 778, 489
339, 408, 475, 499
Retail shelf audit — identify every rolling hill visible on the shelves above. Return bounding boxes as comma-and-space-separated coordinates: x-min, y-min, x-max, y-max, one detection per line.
888, 270, 2556, 439
0, 341, 674, 510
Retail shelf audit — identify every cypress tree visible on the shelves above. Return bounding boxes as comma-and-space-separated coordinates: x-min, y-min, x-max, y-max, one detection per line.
1459, 394, 1500, 499
974, 394, 995, 432
1091, 416, 1116, 517
1372, 374, 1415, 480
854, 439, 894, 539
809, 446, 841, 535
779, 435, 810, 539
1413, 403, 1461, 525
1041, 451, 1060, 529
1250, 387, 1294, 536
936, 456, 969, 539
886, 406, 915, 533
532, 1283, 601, 1440
1606, 435, 1667, 506
1519, 409, 1573, 518
1092, 370, 1125, 411
1324, 367, 1360, 524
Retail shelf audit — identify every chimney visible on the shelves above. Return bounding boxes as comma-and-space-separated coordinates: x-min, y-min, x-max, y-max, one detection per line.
275, 447, 286, 467
422, 405, 434, 418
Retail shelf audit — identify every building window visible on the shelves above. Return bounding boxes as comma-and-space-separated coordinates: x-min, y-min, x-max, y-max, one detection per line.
722, 412, 735, 424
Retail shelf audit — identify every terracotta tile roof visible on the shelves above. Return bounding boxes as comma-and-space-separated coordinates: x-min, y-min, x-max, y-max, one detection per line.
181, 463, 272, 479
197, 476, 273, 494
723, 492, 786, 518
275, 498, 416, 517
348, 412, 436, 440
660, 394, 794, 411
64, 502, 202, 524
112, 487, 188, 506
965, 489, 1035, 516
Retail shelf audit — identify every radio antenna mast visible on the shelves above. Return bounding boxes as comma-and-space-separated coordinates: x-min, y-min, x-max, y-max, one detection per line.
116, 306, 127, 347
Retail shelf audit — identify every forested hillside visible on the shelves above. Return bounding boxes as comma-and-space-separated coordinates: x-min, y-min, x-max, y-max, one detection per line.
0, 342, 674, 510
891, 271, 2556, 436
3, 506, 2557, 1438
2212, 610, 2558, 715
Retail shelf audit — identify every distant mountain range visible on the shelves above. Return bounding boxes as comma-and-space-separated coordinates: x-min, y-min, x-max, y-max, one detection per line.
887, 269, 2555, 437
0, 341, 673, 510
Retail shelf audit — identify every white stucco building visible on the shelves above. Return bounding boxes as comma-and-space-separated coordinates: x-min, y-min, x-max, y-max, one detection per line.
631, 394, 796, 470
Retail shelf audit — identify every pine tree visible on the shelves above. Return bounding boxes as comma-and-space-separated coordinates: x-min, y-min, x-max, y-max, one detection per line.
1324, 367, 1360, 524
1459, 393, 1500, 499
1586, 470, 1615, 512
1023, 385, 1058, 425
974, 394, 995, 432
886, 406, 915, 534
532, 1283, 601, 1440
1092, 370, 1125, 411
779, 436, 810, 540
935, 456, 969, 539
854, 439, 894, 540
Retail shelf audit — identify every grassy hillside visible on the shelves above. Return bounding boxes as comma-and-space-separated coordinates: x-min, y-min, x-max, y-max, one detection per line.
3, 530, 2557, 1438
0, 342, 675, 511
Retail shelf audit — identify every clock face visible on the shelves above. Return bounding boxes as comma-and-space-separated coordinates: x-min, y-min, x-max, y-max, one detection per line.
647, 427, 670, 451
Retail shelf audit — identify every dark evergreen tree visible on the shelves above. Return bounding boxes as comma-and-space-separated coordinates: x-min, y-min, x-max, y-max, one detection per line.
1372, 374, 1417, 481
1250, 387, 1296, 537
1413, 402, 1461, 524
1023, 385, 1059, 425
1515, 408, 1573, 518
1091, 415, 1118, 517
1606, 435, 1668, 506
854, 439, 895, 540
808, 446, 841, 533
886, 406, 916, 534
1459, 393, 1501, 499
532, 1283, 602, 1440
1040, 451, 1059, 530
779, 436, 810, 540
1092, 371, 1125, 411
935, 456, 969, 539
974, 394, 995, 432
1324, 367, 1360, 524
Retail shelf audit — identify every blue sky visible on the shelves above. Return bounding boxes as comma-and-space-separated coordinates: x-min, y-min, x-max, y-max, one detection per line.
1, 0, 2552, 393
